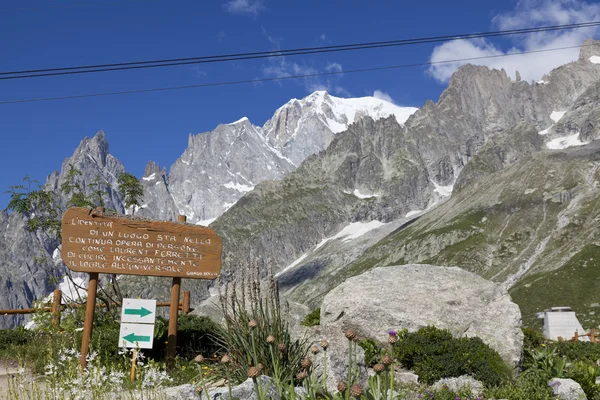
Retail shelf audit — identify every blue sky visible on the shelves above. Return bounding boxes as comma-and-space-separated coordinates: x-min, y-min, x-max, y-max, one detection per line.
1, 0, 599, 208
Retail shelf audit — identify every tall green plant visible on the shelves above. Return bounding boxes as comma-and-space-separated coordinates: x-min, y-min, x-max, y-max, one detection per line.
216, 259, 308, 386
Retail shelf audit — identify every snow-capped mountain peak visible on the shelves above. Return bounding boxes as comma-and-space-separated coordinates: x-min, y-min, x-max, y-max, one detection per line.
263, 90, 418, 165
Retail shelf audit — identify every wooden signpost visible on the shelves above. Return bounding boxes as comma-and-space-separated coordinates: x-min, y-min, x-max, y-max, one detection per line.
61, 207, 223, 370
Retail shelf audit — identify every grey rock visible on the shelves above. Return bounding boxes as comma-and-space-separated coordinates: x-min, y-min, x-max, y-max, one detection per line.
162, 384, 202, 400
308, 325, 368, 394
549, 378, 587, 400
282, 299, 312, 343
320, 264, 524, 368
192, 295, 225, 325
432, 375, 484, 396
395, 370, 419, 385
208, 376, 280, 400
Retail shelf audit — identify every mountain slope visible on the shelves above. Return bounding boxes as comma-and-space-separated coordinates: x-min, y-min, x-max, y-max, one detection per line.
348, 140, 600, 329
210, 40, 600, 308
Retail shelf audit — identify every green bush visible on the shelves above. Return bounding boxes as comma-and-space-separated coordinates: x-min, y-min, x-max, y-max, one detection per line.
555, 341, 600, 364
394, 325, 512, 386
0, 327, 34, 351
301, 308, 320, 327
152, 314, 224, 361
522, 327, 546, 350
565, 360, 600, 398
485, 375, 555, 400
358, 338, 381, 367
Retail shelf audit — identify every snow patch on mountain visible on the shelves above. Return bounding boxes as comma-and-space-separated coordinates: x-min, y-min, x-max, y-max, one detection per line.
315, 221, 386, 250
547, 133, 589, 150
276, 90, 418, 135
539, 127, 551, 135
405, 209, 423, 218
432, 180, 454, 197
275, 253, 308, 278
229, 117, 249, 125
344, 189, 378, 199
550, 111, 566, 123
142, 173, 156, 181
589, 56, 600, 64
223, 182, 254, 192
196, 218, 216, 226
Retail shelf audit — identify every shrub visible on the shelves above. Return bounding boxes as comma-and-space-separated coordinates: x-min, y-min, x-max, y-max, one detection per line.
565, 360, 600, 398
153, 314, 224, 361
301, 308, 320, 327
358, 338, 382, 367
394, 325, 512, 386
0, 327, 34, 351
555, 340, 600, 364
485, 375, 555, 400
522, 327, 546, 350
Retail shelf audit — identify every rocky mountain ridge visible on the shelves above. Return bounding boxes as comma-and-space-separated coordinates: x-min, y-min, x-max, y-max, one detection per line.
0, 132, 127, 328
210, 40, 600, 309
136, 91, 417, 224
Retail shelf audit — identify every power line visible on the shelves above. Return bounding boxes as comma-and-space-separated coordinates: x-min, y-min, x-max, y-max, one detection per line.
1, 21, 599, 81
0, 44, 588, 105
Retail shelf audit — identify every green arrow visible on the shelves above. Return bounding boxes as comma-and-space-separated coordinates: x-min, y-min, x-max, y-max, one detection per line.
124, 307, 153, 318
123, 333, 151, 343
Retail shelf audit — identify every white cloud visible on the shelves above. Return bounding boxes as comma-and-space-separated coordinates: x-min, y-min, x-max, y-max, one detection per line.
223, 0, 265, 15
428, 0, 600, 83
260, 29, 348, 95
325, 62, 343, 73
372, 90, 395, 103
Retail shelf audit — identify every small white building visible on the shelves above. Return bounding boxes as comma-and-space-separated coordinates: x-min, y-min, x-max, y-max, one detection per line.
536, 306, 589, 342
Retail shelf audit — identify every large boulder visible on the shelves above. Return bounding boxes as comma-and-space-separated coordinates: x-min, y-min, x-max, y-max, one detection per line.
549, 378, 587, 400
320, 264, 524, 367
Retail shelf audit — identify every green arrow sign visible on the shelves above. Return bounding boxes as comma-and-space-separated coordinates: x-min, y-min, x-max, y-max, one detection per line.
123, 333, 151, 343
124, 307, 153, 318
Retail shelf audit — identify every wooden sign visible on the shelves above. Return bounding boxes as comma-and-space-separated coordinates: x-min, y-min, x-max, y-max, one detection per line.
61, 207, 222, 279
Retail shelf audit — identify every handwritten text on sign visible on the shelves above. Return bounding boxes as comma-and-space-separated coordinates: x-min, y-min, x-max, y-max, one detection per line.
61, 207, 222, 279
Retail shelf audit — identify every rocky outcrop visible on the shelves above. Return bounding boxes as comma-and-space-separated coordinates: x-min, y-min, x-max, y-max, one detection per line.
320, 264, 524, 368
549, 378, 588, 400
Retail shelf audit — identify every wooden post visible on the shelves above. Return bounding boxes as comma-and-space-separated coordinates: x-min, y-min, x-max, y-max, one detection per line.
51, 289, 62, 328
574, 331, 579, 341
79, 273, 99, 370
591, 328, 595, 343
167, 214, 187, 370
130, 349, 137, 382
182, 291, 190, 314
